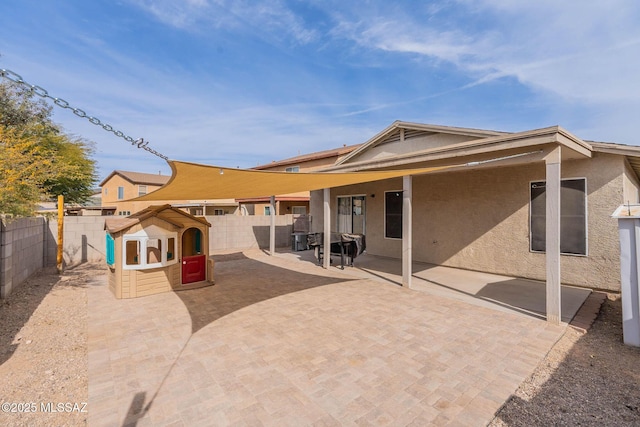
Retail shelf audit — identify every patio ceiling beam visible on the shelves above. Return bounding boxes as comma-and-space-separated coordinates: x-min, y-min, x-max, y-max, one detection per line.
402, 176, 413, 288
546, 146, 562, 324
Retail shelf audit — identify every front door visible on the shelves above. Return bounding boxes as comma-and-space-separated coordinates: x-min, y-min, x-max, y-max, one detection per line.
182, 227, 205, 284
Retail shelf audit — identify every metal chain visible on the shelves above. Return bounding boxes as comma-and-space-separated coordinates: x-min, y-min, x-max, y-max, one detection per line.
0, 68, 169, 161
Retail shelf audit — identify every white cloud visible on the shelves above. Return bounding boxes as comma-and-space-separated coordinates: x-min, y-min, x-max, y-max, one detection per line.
328, 1, 640, 104
126, 0, 317, 45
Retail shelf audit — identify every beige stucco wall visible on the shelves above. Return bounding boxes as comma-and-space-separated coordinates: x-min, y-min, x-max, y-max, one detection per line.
623, 159, 640, 204
312, 153, 625, 291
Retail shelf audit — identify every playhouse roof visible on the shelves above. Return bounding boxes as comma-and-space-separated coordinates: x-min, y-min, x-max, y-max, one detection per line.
105, 204, 210, 234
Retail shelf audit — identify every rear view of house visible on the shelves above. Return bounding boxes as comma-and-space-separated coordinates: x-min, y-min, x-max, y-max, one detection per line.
311, 121, 640, 300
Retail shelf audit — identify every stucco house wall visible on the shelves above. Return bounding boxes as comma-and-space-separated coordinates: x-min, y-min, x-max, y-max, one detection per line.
312, 152, 628, 291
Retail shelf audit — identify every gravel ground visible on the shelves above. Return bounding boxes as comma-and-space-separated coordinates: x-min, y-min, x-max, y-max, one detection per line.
491, 294, 640, 426
0, 266, 639, 427
0, 264, 95, 427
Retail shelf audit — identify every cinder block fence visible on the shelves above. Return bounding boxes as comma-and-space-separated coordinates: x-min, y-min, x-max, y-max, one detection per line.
1, 214, 297, 299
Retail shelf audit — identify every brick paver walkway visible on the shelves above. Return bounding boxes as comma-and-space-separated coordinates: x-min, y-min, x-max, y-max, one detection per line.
88, 250, 565, 426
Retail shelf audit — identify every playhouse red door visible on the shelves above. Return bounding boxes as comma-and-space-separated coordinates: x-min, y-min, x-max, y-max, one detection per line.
182, 255, 206, 284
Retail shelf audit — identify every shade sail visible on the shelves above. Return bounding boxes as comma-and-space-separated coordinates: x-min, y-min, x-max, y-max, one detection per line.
135, 160, 453, 201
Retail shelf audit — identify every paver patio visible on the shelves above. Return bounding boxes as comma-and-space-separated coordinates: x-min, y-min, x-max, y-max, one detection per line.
88, 249, 570, 426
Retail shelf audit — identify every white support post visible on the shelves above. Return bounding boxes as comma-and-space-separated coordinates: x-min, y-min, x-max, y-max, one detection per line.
402, 176, 413, 288
323, 188, 331, 269
269, 195, 276, 256
545, 146, 562, 324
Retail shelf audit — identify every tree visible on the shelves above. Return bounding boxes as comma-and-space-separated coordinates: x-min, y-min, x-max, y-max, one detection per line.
0, 81, 97, 216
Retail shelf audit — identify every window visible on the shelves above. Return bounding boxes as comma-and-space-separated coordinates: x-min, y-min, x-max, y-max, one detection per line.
214, 209, 225, 216
138, 185, 147, 196
530, 178, 587, 255
264, 206, 271, 216
337, 196, 366, 234
385, 191, 403, 239
146, 238, 162, 264
292, 206, 307, 215
117, 186, 124, 200
285, 166, 300, 173
125, 240, 140, 265
122, 225, 178, 270
167, 238, 175, 261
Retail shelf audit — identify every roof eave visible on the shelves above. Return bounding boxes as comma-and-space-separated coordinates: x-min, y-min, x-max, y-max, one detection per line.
324, 126, 592, 172
334, 121, 510, 166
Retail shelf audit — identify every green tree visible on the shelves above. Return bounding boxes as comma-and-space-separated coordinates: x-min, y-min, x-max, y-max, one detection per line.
0, 81, 97, 216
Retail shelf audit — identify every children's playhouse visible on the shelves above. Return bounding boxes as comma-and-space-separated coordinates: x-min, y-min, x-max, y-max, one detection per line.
104, 205, 212, 299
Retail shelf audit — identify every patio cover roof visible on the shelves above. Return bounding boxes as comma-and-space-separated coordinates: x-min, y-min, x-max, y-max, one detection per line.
134, 160, 451, 201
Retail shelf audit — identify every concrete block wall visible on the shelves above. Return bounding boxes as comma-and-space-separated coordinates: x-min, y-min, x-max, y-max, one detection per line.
205, 214, 295, 252
1, 213, 298, 298
48, 216, 109, 266
0, 217, 47, 299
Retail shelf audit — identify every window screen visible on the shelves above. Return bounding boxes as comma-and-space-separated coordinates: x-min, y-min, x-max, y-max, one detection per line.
385, 191, 403, 239
530, 178, 586, 255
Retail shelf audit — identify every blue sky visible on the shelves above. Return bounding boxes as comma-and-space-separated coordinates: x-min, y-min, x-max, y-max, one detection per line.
2, 0, 640, 181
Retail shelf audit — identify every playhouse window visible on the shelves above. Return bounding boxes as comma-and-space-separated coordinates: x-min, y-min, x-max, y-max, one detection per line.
146, 238, 162, 264
122, 227, 178, 270
167, 237, 175, 261
125, 240, 140, 265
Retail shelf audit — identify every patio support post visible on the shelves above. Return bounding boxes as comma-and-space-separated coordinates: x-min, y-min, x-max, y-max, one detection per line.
269, 195, 276, 256
402, 175, 412, 288
545, 146, 562, 324
323, 188, 331, 269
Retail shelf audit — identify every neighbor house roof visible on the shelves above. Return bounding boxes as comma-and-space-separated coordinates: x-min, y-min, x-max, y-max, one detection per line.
253, 143, 362, 170
99, 170, 171, 187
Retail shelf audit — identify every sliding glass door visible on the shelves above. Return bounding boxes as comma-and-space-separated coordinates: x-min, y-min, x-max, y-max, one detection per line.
337, 195, 366, 234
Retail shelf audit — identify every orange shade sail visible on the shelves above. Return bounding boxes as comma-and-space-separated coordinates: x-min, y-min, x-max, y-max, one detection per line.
134, 160, 453, 201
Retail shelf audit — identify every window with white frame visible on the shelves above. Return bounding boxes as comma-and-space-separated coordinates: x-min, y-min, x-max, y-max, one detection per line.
122, 225, 178, 270
264, 206, 272, 215
117, 186, 124, 200
530, 178, 587, 255
138, 185, 147, 196
285, 166, 300, 173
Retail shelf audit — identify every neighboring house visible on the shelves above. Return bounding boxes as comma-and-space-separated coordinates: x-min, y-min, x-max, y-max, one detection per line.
100, 170, 172, 215
100, 170, 240, 216
65, 188, 116, 216
310, 121, 640, 297
237, 144, 361, 215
